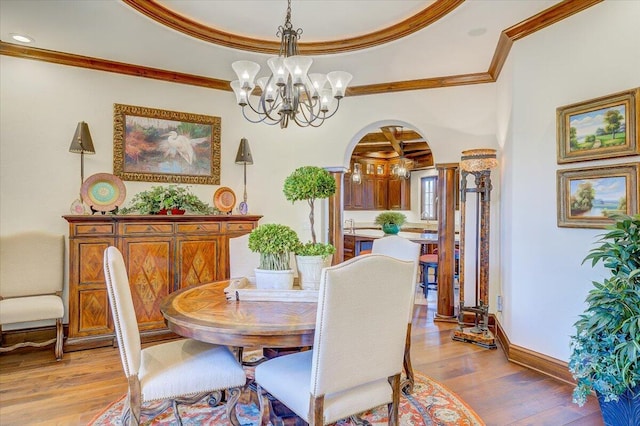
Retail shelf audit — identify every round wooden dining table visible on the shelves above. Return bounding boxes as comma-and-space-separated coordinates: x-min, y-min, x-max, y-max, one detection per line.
160, 280, 317, 349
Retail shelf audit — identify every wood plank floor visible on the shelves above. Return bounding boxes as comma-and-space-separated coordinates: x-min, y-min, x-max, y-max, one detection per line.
0, 298, 603, 425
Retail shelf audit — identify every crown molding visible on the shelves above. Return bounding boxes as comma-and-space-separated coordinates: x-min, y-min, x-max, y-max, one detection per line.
0, 0, 603, 96
122, 0, 464, 55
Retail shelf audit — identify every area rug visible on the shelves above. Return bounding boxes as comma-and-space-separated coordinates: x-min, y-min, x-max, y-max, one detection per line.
89, 369, 484, 426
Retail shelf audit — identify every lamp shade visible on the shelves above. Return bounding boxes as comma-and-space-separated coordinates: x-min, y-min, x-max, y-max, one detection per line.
69, 121, 96, 154
235, 138, 253, 165
460, 148, 497, 172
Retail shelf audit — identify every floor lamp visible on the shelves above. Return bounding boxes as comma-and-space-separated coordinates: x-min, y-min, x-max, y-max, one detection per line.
69, 121, 95, 214
235, 138, 253, 215
453, 148, 498, 349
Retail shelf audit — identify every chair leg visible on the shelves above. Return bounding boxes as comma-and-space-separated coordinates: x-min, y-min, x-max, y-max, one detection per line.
387, 374, 401, 426
402, 325, 414, 394
55, 318, 63, 361
225, 387, 242, 426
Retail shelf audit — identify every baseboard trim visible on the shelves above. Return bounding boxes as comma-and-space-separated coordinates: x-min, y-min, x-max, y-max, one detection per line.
495, 318, 575, 385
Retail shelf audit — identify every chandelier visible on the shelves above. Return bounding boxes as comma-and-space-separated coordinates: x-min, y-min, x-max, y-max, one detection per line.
392, 158, 411, 180
230, 0, 353, 128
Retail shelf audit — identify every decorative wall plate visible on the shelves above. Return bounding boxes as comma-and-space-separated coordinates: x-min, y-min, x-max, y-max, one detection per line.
214, 187, 236, 213
81, 173, 126, 213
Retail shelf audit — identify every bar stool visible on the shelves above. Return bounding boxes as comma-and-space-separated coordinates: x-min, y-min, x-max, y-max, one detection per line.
419, 249, 460, 298
419, 254, 438, 298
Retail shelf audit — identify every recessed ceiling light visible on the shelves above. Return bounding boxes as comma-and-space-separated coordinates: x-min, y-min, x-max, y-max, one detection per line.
10, 33, 35, 43
467, 28, 487, 37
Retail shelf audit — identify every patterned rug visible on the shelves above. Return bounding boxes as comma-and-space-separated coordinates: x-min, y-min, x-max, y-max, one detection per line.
89, 368, 484, 426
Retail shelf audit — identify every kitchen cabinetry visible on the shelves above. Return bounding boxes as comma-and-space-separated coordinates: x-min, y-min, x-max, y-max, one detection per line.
63, 215, 260, 350
388, 177, 411, 210
345, 160, 409, 211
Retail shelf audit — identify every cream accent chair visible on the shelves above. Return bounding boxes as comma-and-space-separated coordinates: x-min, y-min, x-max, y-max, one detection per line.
103, 246, 246, 426
371, 235, 421, 394
0, 232, 65, 360
254, 254, 415, 425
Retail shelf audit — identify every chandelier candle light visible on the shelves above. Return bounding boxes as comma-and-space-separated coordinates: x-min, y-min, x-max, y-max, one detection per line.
231, 0, 352, 128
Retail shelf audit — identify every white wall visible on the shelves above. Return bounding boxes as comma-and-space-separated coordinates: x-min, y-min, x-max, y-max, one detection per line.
0, 54, 497, 321
498, 0, 640, 360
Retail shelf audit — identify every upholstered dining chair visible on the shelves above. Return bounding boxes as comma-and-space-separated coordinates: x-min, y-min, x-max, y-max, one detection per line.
254, 254, 415, 426
371, 235, 421, 393
103, 246, 247, 426
0, 232, 65, 360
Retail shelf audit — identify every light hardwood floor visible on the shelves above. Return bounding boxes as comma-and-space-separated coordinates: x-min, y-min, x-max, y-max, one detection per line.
0, 298, 603, 425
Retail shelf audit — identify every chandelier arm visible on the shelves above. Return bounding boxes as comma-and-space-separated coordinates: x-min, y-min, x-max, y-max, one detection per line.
315, 98, 344, 120
241, 106, 281, 125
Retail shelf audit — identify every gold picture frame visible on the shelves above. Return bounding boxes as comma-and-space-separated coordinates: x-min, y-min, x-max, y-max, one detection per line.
113, 103, 221, 184
557, 163, 639, 228
556, 88, 639, 164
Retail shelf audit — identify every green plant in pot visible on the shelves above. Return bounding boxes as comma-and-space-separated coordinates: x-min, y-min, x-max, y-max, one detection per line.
248, 223, 300, 290
568, 214, 639, 425
375, 211, 407, 235
283, 166, 337, 290
119, 185, 212, 215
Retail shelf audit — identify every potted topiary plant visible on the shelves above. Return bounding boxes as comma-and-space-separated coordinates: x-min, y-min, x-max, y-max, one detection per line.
248, 223, 300, 290
283, 166, 337, 290
119, 185, 213, 215
375, 211, 407, 234
568, 213, 639, 425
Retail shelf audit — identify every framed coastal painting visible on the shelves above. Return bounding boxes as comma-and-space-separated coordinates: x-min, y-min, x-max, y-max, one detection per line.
113, 103, 221, 184
557, 163, 639, 228
556, 88, 639, 164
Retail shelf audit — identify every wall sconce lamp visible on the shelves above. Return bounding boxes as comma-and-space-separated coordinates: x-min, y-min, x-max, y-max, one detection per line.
235, 138, 254, 214
454, 148, 498, 349
69, 122, 96, 209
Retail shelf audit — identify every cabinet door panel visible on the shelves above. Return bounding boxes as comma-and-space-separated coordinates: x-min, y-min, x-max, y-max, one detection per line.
78, 289, 112, 335
177, 237, 222, 289
123, 239, 172, 331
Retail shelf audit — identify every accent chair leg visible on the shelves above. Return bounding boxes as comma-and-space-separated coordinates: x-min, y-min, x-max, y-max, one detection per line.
55, 318, 64, 361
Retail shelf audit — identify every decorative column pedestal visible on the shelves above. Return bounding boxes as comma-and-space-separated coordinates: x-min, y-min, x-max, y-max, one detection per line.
453, 149, 498, 349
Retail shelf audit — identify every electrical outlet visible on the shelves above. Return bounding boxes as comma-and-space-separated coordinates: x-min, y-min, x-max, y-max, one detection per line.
497, 295, 503, 312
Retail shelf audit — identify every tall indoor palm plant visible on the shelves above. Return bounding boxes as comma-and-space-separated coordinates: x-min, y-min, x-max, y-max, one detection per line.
569, 214, 639, 424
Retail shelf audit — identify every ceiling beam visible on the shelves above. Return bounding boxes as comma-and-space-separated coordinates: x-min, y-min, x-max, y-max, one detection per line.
380, 126, 405, 156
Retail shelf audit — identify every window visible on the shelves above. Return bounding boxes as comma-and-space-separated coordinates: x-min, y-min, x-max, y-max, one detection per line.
421, 176, 437, 220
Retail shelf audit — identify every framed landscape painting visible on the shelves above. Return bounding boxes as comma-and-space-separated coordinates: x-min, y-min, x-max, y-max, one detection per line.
557, 163, 639, 228
556, 88, 639, 164
113, 103, 221, 184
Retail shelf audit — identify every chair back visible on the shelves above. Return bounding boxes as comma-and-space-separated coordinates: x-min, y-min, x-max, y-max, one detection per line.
103, 246, 141, 378
310, 254, 414, 397
229, 233, 260, 281
0, 232, 64, 298
372, 235, 420, 320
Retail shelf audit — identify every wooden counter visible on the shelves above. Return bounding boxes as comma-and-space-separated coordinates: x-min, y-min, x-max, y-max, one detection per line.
63, 214, 261, 351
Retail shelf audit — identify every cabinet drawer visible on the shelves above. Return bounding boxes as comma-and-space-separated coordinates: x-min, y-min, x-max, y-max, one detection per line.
121, 223, 174, 235
176, 223, 221, 233
74, 224, 115, 236
226, 222, 255, 232
343, 236, 355, 250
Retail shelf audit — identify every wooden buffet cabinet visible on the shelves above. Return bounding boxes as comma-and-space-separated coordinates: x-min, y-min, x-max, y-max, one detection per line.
63, 214, 261, 351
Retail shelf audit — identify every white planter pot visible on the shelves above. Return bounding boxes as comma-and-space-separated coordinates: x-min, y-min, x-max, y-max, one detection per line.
254, 268, 294, 290
296, 255, 332, 290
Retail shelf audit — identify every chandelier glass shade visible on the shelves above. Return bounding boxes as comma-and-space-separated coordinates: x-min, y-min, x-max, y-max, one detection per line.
230, 0, 352, 128
392, 158, 411, 180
